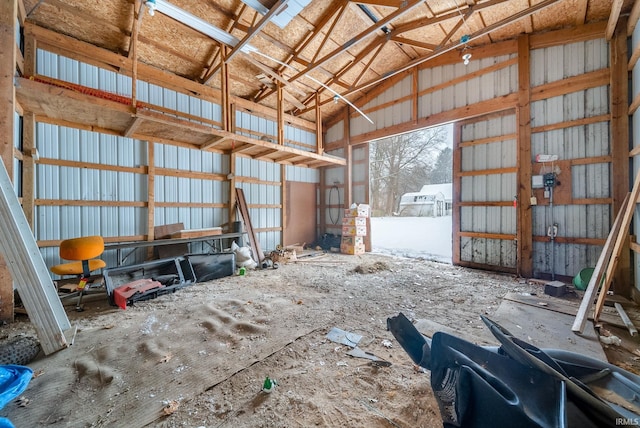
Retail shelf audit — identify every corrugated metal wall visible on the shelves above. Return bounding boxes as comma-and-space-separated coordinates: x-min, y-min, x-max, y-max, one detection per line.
325, 37, 612, 279
459, 114, 517, 269
34, 49, 319, 274
529, 39, 610, 278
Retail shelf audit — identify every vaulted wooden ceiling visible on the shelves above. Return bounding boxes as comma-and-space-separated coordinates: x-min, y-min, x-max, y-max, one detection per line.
22, 0, 633, 124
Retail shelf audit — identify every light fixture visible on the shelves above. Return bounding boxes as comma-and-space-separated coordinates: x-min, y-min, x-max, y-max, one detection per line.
144, 0, 156, 16
333, 94, 339, 104
462, 52, 472, 65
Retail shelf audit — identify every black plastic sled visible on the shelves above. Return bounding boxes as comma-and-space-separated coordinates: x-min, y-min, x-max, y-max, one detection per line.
387, 312, 640, 428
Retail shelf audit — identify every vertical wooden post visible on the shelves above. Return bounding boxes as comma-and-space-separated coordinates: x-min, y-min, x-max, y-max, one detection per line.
281, 164, 286, 246
146, 140, 155, 258
343, 107, 352, 207
315, 93, 323, 154
363, 143, 372, 252
318, 167, 326, 236
0, 0, 18, 323
22, 112, 35, 229
228, 103, 237, 226
411, 68, 418, 124
277, 83, 284, 145
610, 18, 631, 295
130, 2, 141, 108
221, 46, 230, 132
517, 34, 533, 278
22, 30, 36, 230
452, 122, 462, 265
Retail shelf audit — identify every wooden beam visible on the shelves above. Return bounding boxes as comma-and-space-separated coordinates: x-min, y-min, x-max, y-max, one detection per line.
277, 82, 284, 145
315, 93, 323, 155
287, 0, 424, 84
24, 23, 317, 132
452, 122, 462, 266
389, 36, 437, 51
517, 34, 533, 278
129, 0, 144, 108
611, 19, 632, 296
146, 140, 155, 259
606, 0, 624, 41
225, 0, 289, 63
343, 107, 352, 208
22, 112, 35, 230
280, 164, 286, 247
221, 46, 230, 131
124, 116, 143, 137
575, 0, 588, 26
319, 0, 563, 112
628, 0, 640, 35
0, 0, 17, 324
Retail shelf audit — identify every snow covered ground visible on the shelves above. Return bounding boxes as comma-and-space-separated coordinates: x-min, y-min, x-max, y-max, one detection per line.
370, 216, 453, 263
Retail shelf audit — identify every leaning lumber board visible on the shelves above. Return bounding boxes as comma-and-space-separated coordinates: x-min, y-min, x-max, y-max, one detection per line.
572, 192, 629, 333
236, 188, 264, 263
0, 160, 70, 354
594, 169, 640, 322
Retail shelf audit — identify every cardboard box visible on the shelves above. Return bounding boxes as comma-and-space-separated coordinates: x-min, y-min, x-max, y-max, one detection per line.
342, 216, 367, 226
342, 225, 367, 236
341, 236, 364, 246
341, 243, 365, 255
344, 204, 370, 218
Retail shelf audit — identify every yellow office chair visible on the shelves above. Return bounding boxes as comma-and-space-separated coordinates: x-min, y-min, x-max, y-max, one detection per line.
50, 236, 106, 311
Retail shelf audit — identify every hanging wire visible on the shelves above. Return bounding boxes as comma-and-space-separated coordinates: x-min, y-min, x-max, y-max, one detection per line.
328, 184, 341, 225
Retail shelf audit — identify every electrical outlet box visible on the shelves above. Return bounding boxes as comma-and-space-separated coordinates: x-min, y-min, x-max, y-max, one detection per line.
532, 175, 544, 188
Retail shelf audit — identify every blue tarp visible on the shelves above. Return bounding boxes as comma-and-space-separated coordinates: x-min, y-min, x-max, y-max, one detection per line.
0, 365, 33, 428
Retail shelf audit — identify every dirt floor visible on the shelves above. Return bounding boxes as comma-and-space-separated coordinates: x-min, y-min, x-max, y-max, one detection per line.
0, 252, 636, 427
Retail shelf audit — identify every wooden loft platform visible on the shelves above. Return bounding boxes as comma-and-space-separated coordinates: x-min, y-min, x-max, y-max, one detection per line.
15, 76, 346, 169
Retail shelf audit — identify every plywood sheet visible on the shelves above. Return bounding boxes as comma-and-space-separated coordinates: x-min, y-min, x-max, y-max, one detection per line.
492, 297, 606, 361
285, 181, 317, 246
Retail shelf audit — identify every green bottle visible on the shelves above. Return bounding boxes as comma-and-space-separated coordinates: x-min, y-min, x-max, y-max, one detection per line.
262, 376, 277, 393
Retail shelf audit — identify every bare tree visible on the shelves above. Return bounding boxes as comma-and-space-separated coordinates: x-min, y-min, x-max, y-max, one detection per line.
369, 127, 448, 215
430, 147, 453, 184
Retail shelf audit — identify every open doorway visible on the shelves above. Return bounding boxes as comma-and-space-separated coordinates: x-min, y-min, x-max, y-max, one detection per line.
369, 124, 453, 263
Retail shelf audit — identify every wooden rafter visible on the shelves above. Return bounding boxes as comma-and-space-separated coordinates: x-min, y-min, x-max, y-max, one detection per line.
393, 0, 509, 36
225, 0, 289, 63
243, 54, 307, 97
389, 36, 437, 51
436, 11, 471, 48
286, 0, 424, 87
606, 0, 624, 40
351, 41, 385, 87
575, 0, 588, 26
311, 2, 350, 64
353, 0, 405, 6
254, 0, 348, 102
321, 38, 384, 91
299, 0, 561, 115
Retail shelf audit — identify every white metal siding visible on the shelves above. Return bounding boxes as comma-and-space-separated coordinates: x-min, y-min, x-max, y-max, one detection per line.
530, 39, 610, 278
33, 49, 309, 272
459, 113, 517, 269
